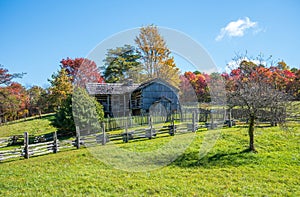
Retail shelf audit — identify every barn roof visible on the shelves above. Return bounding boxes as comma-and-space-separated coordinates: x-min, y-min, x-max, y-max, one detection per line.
86, 82, 140, 95
134, 78, 179, 92
87, 78, 178, 95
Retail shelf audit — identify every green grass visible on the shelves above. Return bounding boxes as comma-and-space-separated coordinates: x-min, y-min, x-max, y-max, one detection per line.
0, 115, 57, 138
0, 124, 299, 196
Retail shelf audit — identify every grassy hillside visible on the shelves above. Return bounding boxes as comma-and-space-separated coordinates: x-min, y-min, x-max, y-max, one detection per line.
0, 114, 57, 138
0, 124, 299, 196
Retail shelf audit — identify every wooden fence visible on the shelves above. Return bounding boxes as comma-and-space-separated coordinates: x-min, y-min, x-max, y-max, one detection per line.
73, 113, 205, 148
101, 109, 225, 131
0, 131, 74, 162
0, 112, 206, 162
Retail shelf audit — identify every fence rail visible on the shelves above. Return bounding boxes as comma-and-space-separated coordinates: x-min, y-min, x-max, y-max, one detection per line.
0, 112, 221, 163
0, 138, 9, 148
0, 148, 23, 161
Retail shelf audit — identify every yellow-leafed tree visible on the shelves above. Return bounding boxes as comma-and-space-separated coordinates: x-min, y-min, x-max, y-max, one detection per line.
135, 25, 180, 87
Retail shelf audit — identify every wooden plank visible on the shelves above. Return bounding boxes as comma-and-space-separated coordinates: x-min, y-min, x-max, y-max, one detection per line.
29, 144, 53, 152
0, 148, 22, 154
156, 130, 170, 135
0, 154, 22, 161
109, 137, 122, 141
0, 151, 22, 157
28, 141, 54, 148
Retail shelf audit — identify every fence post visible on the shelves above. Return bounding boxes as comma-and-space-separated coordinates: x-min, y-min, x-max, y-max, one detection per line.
192, 111, 196, 132
170, 117, 175, 136
125, 118, 129, 143
53, 131, 58, 153
210, 111, 215, 129
75, 126, 80, 149
149, 116, 153, 139
24, 132, 29, 159
228, 108, 232, 127
102, 122, 106, 145
129, 114, 132, 128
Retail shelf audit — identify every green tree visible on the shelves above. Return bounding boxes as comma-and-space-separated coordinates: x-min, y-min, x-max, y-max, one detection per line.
103, 44, 142, 83
53, 87, 104, 135
135, 25, 180, 87
53, 95, 75, 134
73, 87, 104, 134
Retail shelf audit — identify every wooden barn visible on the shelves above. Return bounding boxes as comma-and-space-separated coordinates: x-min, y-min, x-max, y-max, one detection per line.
130, 79, 180, 116
87, 78, 180, 118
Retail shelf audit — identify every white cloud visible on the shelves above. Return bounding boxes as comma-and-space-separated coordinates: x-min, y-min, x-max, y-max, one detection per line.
216, 17, 258, 41
225, 58, 267, 73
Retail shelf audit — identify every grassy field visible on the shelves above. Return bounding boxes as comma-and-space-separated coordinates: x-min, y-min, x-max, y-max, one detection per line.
0, 122, 299, 196
0, 114, 57, 138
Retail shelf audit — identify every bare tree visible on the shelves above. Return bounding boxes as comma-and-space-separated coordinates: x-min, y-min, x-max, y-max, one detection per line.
226, 56, 290, 152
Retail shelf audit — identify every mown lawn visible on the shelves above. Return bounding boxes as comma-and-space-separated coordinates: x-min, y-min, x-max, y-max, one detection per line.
0, 124, 299, 196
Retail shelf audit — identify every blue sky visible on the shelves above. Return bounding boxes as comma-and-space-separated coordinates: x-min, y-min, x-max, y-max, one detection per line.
1, 0, 299, 87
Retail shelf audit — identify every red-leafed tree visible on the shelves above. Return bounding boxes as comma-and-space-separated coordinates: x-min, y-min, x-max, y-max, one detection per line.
0, 82, 28, 121
182, 71, 210, 102
60, 58, 104, 87
0, 65, 26, 122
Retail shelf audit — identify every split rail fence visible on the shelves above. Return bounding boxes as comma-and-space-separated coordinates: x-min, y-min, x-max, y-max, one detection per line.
0, 111, 222, 162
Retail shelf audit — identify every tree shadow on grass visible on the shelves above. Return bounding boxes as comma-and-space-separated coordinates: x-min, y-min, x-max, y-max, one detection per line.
172, 148, 260, 168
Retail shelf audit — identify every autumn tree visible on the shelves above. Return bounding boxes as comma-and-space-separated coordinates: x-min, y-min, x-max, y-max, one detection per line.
0, 87, 18, 122
0, 65, 26, 122
0, 82, 28, 121
0, 64, 25, 86
48, 68, 73, 110
182, 71, 210, 102
60, 57, 104, 87
226, 57, 290, 152
103, 44, 142, 83
27, 86, 48, 116
135, 25, 180, 87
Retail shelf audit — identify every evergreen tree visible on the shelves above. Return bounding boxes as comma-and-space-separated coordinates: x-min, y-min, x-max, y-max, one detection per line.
53, 87, 104, 135
103, 44, 142, 83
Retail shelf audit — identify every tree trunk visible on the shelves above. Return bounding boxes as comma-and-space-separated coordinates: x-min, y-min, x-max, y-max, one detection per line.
248, 115, 256, 152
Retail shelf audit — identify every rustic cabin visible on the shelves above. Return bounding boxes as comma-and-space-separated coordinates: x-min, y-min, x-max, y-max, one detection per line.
130, 79, 180, 116
86, 78, 180, 117
86, 81, 139, 117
